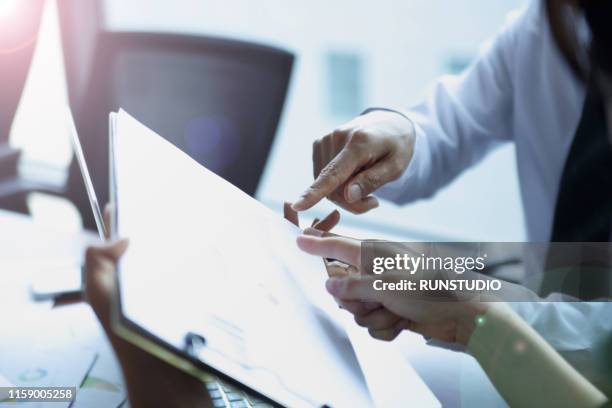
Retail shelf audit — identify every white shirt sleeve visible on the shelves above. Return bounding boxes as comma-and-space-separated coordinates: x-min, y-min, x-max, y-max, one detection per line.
376, 4, 531, 204
373, 0, 612, 356
510, 301, 612, 351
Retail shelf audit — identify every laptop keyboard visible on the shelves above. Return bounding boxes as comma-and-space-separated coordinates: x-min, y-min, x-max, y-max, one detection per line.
205, 376, 274, 408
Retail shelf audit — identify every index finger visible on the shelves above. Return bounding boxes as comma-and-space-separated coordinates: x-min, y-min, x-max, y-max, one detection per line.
292, 148, 360, 211
283, 202, 300, 227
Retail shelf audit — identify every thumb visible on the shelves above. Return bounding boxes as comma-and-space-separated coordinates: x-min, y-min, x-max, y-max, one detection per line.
97, 238, 130, 261
85, 239, 128, 288
344, 160, 398, 203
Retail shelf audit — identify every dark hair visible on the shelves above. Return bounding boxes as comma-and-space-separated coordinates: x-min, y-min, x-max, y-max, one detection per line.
546, 0, 612, 81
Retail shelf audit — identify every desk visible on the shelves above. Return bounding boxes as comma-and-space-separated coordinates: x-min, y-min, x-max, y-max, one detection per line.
0, 209, 127, 408
0, 209, 508, 407
0, 209, 97, 309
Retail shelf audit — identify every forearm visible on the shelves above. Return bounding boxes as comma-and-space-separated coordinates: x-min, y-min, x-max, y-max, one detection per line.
509, 301, 612, 397
374, 6, 528, 205
467, 303, 607, 408
109, 334, 213, 408
95, 304, 211, 408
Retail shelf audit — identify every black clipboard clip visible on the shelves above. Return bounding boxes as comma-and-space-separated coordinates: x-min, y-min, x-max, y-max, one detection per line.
183, 331, 207, 357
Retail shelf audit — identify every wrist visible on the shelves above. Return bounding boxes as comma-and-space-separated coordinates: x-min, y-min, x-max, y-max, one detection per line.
455, 301, 491, 346
465, 302, 515, 358
360, 107, 415, 137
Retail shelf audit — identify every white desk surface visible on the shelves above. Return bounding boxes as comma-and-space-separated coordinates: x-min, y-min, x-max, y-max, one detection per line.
0, 209, 127, 407
0, 209, 507, 407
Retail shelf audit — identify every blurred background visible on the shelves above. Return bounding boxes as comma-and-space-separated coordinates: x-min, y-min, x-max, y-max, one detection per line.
4, 0, 526, 242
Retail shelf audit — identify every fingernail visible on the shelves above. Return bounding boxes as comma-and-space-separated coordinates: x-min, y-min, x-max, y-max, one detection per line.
291, 200, 304, 211
347, 184, 362, 203
304, 227, 323, 237
326, 277, 342, 296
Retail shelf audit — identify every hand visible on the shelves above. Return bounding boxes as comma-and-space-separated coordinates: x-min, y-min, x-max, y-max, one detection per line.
296, 234, 489, 345
291, 110, 416, 214
297, 230, 407, 341
85, 209, 213, 408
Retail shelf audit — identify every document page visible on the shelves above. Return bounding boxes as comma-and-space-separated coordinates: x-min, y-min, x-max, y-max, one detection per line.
113, 110, 373, 408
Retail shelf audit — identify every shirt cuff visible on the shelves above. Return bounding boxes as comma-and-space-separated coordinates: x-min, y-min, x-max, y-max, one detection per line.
383, 126, 427, 204
360, 107, 429, 204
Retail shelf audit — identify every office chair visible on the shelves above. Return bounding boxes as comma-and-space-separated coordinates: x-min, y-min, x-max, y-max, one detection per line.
1, 0, 293, 229
67, 31, 293, 229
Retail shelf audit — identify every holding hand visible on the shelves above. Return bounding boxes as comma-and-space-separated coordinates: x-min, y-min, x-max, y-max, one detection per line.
296, 233, 489, 345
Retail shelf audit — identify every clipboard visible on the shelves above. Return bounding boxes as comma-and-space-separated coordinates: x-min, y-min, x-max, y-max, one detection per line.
107, 109, 379, 408
109, 111, 374, 407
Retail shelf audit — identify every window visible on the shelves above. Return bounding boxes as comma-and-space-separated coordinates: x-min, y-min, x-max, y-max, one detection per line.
325, 51, 364, 119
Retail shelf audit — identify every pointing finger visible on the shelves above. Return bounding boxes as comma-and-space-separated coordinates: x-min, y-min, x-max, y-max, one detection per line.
292, 147, 361, 211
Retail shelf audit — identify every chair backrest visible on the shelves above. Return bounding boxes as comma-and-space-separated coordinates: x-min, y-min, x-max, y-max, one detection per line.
66, 32, 294, 229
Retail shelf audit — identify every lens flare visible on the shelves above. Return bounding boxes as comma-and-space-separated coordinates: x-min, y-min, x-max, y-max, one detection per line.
0, 0, 19, 18
0, 0, 41, 55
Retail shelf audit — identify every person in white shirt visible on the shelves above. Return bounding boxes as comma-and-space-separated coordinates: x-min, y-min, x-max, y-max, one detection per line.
291, 0, 606, 245
291, 0, 612, 397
